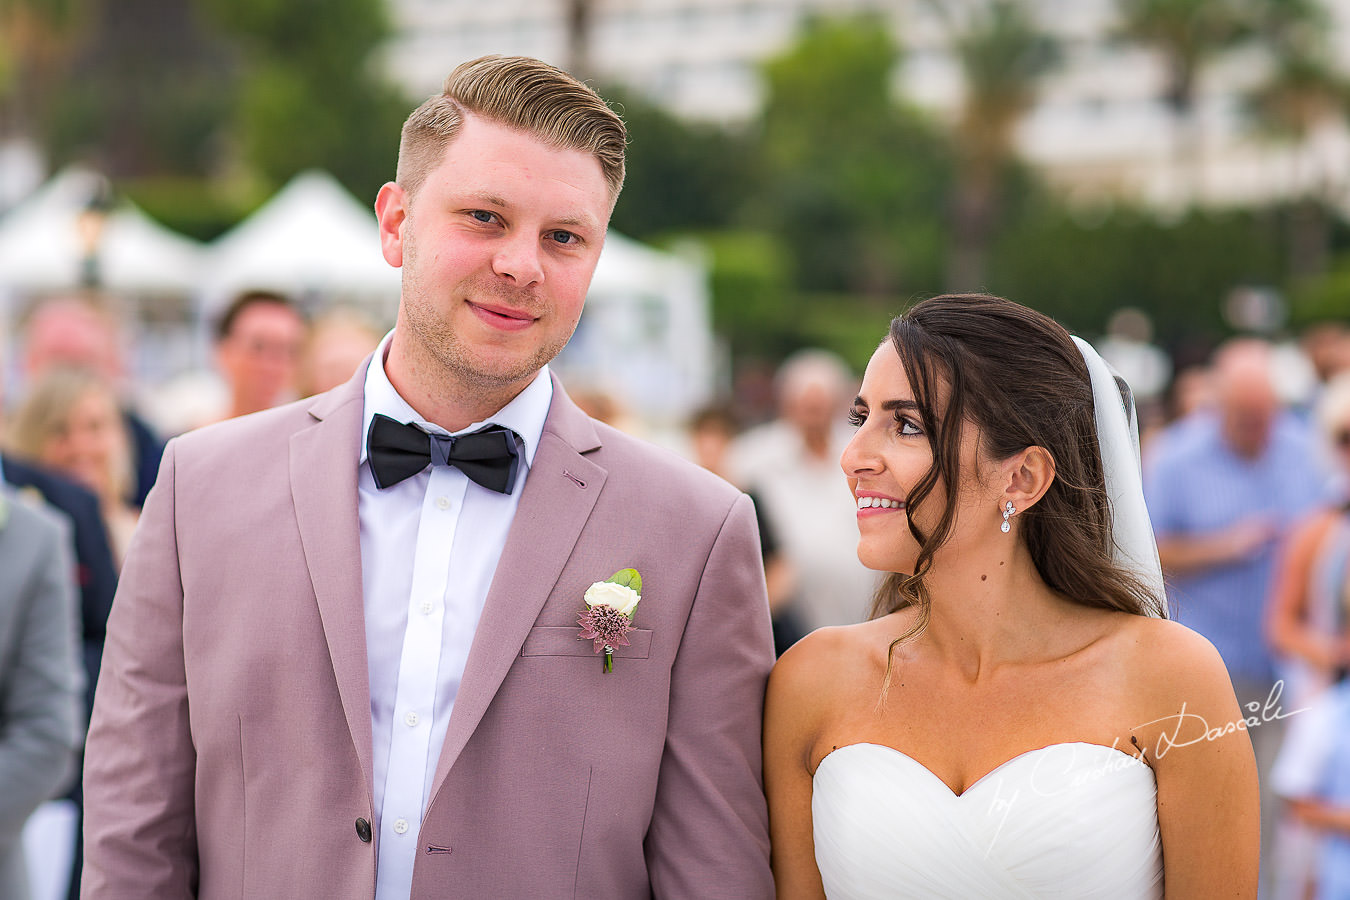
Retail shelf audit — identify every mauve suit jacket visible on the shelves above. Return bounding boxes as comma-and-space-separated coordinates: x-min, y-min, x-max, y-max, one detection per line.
82, 365, 776, 899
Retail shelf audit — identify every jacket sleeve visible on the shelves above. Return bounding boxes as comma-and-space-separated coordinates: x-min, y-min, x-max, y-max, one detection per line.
82, 442, 199, 899
0, 503, 84, 839
645, 491, 776, 899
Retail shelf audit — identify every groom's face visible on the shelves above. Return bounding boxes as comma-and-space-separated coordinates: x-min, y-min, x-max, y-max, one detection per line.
375, 113, 611, 395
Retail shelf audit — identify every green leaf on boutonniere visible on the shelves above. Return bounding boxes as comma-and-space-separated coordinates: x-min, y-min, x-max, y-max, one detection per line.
607, 568, 642, 594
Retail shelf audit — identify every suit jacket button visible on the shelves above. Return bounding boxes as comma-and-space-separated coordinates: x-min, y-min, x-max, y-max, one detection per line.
356, 818, 372, 843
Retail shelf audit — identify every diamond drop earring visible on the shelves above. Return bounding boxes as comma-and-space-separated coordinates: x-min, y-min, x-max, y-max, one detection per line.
1000, 500, 1016, 533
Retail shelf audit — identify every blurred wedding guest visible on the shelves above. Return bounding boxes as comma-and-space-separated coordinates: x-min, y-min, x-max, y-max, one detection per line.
1271, 676, 1350, 899
1265, 373, 1350, 898
0, 375, 118, 725
8, 367, 140, 568
212, 290, 307, 422
1142, 362, 1215, 461
729, 349, 878, 631
1302, 322, 1350, 389
3, 366, 126, 900
21, 296, 164, 507
1268, 373, 1350, 699
567, 384, 651, 437
0, 488, 85, 900
689, 404, 801, 655
1145, 337, 1331, 884
0, 438, 118, 730
1098, 307, 1171, 409
1168, 364, 1215, 419
300, 308, 382, 397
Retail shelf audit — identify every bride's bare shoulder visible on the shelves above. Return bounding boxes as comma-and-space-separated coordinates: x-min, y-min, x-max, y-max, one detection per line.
770, 611, 916, 698
1112, 614, 1225, 666
1109, 614, 1240, 711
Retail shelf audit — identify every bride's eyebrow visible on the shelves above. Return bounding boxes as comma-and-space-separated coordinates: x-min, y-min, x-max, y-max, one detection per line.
851, 397, 921, 414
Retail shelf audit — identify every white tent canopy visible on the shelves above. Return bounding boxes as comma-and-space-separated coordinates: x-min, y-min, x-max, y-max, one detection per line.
201, 169, 401, 317
0, 166, 204, 294
559, 231, 715, 423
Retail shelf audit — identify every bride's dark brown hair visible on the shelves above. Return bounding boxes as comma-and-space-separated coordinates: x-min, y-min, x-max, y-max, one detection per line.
871, 293, 1165, 636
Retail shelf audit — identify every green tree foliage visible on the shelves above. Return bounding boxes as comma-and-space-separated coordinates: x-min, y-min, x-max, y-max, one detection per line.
752, 15, 952, 300
1115, 0, 1251, 114
18, 0, 233, 177
1288, 244, 1350, 324
696, 230, 798, 360
989, 202, 1285, 342
938, 0, 1059, 289
1242, 1, 1349, 279
603, 86, 760, 240
0, 0, 90, 138
4, 0, 409, 214
198, 0, 411, 203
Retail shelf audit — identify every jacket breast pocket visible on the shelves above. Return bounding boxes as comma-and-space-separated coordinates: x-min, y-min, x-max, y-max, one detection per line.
520, 625, 653, 659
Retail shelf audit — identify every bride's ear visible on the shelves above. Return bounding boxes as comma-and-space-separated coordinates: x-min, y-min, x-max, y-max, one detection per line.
1000, 446, 1055, 513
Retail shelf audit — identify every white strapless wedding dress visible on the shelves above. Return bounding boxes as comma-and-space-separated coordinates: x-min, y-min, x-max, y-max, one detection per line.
812, 742, 1163, 898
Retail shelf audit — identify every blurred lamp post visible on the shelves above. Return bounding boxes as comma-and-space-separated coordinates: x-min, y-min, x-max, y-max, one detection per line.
76, 176, 114, 289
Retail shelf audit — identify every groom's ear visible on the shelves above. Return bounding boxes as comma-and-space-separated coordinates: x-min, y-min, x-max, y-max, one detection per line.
1000, 446, 1055, 512
375, 181, 408, 268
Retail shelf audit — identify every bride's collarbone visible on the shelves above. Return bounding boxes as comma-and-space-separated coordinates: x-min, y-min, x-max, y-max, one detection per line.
810, 661, 1143, 788
804, 610, 1154, 778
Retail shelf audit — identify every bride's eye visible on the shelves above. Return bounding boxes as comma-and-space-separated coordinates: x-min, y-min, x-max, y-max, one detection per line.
895, 413, 923, 436
847, 408, 866, 427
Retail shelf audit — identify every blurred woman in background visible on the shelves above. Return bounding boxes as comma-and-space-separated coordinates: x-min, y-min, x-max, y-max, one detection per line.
1266, 372, 1350, 899
8, 366, 140, 568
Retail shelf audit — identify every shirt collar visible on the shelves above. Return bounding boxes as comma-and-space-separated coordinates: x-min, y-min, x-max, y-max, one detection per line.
360, 329, 552, 468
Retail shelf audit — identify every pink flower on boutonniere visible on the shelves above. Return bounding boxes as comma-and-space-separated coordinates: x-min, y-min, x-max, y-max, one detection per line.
577, 568, 642, 673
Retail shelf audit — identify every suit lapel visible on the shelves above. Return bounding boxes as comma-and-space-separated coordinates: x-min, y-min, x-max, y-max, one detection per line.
431, 383, 605, 793
290, 365, 375, 798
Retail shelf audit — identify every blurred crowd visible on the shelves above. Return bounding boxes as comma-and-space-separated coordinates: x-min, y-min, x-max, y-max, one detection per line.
0, 290, 383, 900
10, 290, 1350, 897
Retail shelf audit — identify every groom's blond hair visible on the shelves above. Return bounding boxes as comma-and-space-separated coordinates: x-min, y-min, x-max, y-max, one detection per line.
395, 55, 626, 206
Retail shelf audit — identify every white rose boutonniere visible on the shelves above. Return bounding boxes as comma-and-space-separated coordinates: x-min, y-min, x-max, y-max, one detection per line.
577, 568, 643, 673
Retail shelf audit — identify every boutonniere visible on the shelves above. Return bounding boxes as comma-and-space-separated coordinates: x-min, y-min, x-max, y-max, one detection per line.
578, 568, 642, 673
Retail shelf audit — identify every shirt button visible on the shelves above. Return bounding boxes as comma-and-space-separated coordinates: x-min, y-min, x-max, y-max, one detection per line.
405, 711, 419, 727
393, 818, 410, 835
420, 601, 434, 615
435, 496, 450, 510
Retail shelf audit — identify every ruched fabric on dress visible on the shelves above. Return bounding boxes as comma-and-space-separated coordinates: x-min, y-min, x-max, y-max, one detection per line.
812, 742, 1163, 899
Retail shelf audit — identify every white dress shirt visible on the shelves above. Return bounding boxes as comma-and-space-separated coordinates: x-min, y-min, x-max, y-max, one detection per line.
358, 333, 552, 900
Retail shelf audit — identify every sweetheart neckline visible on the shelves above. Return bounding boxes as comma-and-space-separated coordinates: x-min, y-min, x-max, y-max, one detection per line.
814, 740, 1150, 799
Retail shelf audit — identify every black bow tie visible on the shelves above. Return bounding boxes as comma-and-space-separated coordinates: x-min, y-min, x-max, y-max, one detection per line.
367, 413, 521, 494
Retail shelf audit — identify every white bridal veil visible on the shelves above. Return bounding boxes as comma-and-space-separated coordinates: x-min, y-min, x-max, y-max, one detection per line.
1071, 336, 1169, 616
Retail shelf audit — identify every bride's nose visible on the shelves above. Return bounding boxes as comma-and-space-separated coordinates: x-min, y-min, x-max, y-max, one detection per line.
840, 427, 880, 478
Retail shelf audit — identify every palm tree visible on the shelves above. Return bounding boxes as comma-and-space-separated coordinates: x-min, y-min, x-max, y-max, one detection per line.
565, 0, 593, 81
1116, 0, 1248, 113
1246, 13, 1349, 278
1114, 0, 1325, 200
929, 0, 1059, 290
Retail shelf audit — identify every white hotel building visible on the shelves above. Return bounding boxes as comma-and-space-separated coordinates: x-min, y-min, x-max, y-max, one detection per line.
385, 0, 1350, 211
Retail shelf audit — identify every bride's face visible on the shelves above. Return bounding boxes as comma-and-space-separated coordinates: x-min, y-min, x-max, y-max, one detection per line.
841, 343, 999, 574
